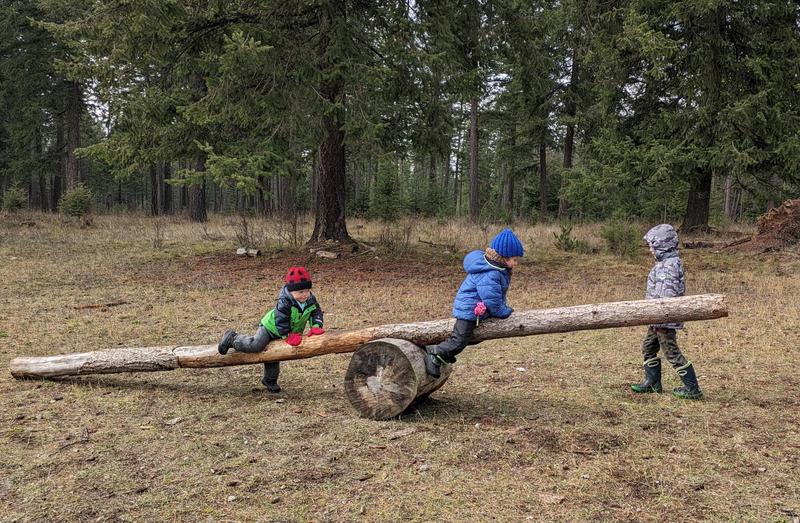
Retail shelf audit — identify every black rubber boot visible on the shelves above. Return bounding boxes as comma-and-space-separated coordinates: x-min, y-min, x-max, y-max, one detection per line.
673, 362, 703, 400
261, 378, 281, 393
261, 362, 281, 393
218, 330, 237, 355
424, 346, 450, 378
630, 357, 662, 393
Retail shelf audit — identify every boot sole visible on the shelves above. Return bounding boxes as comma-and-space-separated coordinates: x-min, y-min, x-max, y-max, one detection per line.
630, 387, 662, 393
262, 382, 281, 393
672, 392, 703, 400
630, 385, 662, 393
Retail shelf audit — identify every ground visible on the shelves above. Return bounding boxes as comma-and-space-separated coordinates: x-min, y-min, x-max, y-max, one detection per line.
1, 213, 798, 522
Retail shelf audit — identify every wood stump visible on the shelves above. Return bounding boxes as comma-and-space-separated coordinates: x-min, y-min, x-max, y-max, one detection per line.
344, 338, 452, 419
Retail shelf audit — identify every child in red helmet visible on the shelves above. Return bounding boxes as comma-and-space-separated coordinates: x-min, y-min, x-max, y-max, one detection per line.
217, 266, 325, 393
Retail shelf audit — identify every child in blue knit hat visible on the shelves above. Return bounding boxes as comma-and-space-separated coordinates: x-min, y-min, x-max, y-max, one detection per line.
424, 228, 524, 378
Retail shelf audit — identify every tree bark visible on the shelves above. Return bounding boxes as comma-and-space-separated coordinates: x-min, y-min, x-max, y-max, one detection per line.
501, 160, 514, 214
29, 128, 43, 209
162, 163, 172, 214
723, 175, 734, 220
503, 130, 516, 216
682, 171, 713, 232
468, 97, 480, 222
52, 121, 64, 212
149, 164, 158, 215
539, 141, 548, 220
309, 4, 352, 243
188, 157, 207, 222
559, 48, 578, 219
64, 81, 82, 190
10, 294, 727, 379
344, 338, 453, 419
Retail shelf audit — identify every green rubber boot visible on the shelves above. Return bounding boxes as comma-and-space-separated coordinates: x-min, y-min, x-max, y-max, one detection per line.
630, 357, 663, 393
673, 362, 703, 400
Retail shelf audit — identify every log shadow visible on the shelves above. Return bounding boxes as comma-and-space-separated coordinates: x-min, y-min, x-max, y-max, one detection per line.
19, 370, 351, 413
400, 388, 595, 424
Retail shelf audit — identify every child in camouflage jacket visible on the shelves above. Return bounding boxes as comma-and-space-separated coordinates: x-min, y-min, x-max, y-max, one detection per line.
631, 224, 703, 399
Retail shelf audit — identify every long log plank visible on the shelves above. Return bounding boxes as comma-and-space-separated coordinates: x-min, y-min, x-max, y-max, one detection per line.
9, 294, 727, 379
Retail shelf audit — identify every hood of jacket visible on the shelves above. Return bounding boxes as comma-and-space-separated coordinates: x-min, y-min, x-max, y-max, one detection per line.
463, 250, 508, 275
644, 224, 679, 261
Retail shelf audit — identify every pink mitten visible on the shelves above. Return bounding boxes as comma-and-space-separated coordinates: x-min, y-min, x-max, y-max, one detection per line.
285, 332, 303, 346
474, 301, 487, 317
307, 326, 325, 337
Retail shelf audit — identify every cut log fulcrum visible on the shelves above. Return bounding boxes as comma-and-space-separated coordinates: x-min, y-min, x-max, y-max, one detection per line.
9, 294, 727, 419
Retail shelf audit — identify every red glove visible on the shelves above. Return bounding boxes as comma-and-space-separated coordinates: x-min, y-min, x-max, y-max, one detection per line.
307, 326, 325, 337
285, 332, 303, 346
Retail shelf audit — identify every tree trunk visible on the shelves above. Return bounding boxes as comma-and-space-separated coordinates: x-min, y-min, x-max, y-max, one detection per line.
279, 173, 296, 220
29, 129, 43, 209
468, 97, 479, 222
344, 338, 453, 419
52, 122, 64, 211
161, 163, 172, 214
502, 160, 514, 214
428, 154, 437, 212
503, 130, 516, 216
723, 175, 734, 220
559, 48, 578, 219
442, 150, 451, 195
188, 156, 207, 222
64, 81, 82, 190
10, 294, 726, 379
682, 171, 713, 232
558, 125, 572, 219
539, 141, 548, 220
309, 5, 352, 243
766, 174, 780, 212
311, 150, 319, 210
149, 164, 158, 215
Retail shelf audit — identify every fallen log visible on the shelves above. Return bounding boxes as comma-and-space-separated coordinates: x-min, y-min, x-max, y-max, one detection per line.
9, 294, 727, 379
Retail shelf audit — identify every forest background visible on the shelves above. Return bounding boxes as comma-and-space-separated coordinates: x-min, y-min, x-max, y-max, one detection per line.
1, 0, 799, 238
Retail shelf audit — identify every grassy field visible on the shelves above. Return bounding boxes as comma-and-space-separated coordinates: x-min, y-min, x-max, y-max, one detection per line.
1, 212, 798, 522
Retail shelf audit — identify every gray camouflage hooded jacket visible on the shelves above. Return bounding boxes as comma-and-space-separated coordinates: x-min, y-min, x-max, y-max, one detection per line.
644, 224, 685, 329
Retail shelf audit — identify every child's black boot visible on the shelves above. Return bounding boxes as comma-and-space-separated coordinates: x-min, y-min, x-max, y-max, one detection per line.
673, 362, 703, 400
218, 329, 237, 355
630, 357, 662, 393
261, 362, 281, 393
424, 346, 449, 378
261, 378, 281, 393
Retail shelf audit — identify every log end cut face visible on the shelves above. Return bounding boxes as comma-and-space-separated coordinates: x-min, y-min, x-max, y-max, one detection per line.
344, 339, 421, 419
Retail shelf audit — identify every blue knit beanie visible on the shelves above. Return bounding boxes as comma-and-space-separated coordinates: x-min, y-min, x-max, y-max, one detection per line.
490, 228, 524, 258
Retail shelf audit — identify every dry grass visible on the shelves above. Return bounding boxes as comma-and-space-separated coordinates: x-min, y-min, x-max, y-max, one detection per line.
1, 211, 798, 522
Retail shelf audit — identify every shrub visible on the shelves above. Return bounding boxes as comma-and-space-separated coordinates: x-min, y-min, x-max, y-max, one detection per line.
600, 215, 641, 257
377, 219, 414, 256
552, 223, 591, 254
58, 184, 93, 217
2, 184, 27, 211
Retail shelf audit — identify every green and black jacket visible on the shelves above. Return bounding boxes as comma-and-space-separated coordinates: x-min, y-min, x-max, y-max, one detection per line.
260, 285, 324, 338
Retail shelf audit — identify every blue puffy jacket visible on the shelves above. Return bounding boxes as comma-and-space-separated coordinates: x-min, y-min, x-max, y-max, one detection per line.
452, 250, 513, 320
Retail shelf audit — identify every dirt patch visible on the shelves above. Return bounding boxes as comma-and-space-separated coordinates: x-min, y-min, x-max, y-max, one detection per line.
135, 250, 459, 290
728, 199, 800, 252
